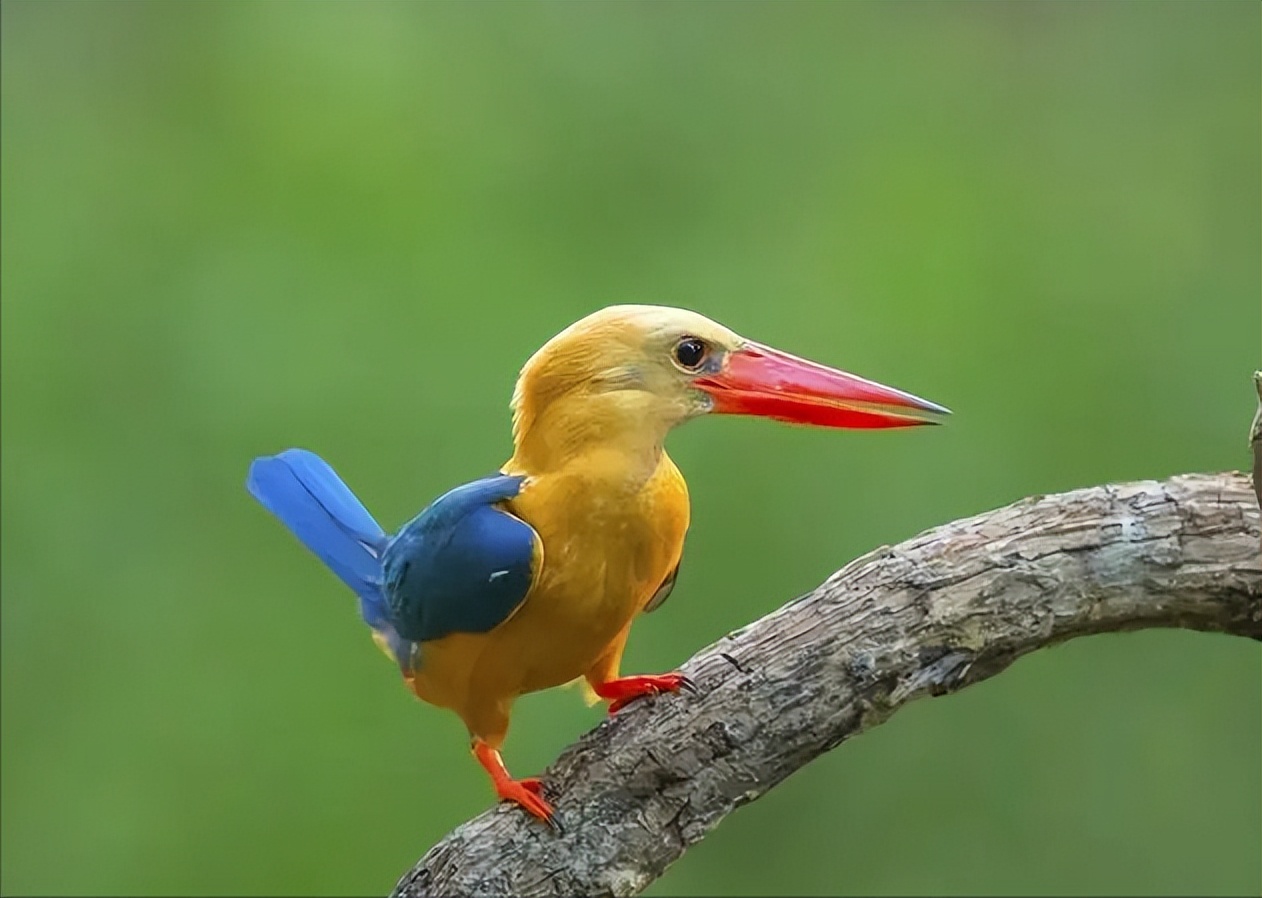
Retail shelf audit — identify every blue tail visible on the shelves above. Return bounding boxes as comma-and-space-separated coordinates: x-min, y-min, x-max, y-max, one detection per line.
246, 448, 394, 633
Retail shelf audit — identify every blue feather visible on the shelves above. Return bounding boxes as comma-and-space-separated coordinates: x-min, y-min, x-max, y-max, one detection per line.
247, 450, 537, 662
246, 450, 398, 640
383, 475, 537, 643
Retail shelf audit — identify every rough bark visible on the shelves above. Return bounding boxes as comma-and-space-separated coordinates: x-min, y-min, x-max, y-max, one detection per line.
392, 471, 1262, 898
1250, 371, 1262, 507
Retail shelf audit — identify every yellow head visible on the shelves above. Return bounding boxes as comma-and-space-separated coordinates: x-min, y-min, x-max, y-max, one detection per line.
510, 304, 947, 470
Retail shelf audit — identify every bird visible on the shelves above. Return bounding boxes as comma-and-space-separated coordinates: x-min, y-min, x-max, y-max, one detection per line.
246, 304, 948, 826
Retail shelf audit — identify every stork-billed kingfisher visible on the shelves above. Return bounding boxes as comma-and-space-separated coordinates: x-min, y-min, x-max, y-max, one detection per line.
246, 305, 948, 825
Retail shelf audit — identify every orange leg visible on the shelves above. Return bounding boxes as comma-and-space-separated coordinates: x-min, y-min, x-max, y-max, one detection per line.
472, 739, 557, 828
585, 628, 696, 714
590, 672, 696, 713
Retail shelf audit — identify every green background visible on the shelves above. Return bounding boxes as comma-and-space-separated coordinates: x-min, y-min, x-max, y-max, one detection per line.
2, 2, 1258, 895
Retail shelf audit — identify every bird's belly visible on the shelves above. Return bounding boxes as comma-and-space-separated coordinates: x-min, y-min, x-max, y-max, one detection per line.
505, 567, 648, 693
409, 569, 651, 721
497, 527, 664, 689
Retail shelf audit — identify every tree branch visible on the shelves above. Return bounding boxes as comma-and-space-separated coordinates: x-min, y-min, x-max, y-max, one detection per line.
392, 471, 1261, 898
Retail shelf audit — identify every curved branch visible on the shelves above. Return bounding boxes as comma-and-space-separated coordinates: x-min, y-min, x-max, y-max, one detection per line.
392, 472, 1262, 898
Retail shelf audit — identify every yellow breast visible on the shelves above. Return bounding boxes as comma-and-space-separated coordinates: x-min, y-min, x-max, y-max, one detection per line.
518, 449, 686, 608
501, 448, 689, 686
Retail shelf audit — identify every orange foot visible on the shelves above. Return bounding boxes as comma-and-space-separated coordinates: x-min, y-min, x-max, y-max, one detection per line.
593, 672, 697, 714
492, 775, 555, 826
472, 741, 558, 831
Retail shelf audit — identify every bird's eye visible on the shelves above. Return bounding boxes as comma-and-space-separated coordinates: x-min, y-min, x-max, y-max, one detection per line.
673, 337, 709, 371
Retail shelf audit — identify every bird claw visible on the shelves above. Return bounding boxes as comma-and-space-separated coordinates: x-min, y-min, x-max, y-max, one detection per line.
473, 742, 560, 833
495, 777, 557, 829
601, 671, 698, 714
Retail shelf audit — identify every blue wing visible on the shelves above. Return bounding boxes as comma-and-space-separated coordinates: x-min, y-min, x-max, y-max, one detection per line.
382, 474, 540, 643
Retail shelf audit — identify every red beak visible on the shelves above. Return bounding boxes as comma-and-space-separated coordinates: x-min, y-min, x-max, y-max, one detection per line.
694, 342, 950, 429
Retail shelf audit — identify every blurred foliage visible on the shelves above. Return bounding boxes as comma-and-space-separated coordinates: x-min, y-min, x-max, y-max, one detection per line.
2, 2, 1258, 895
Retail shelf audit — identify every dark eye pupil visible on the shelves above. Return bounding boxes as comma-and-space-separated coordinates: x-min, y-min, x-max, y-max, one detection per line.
675, 338, 706, 369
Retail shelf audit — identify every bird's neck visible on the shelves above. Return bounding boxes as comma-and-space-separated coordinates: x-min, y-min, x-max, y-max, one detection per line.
507, 391, 674, 479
